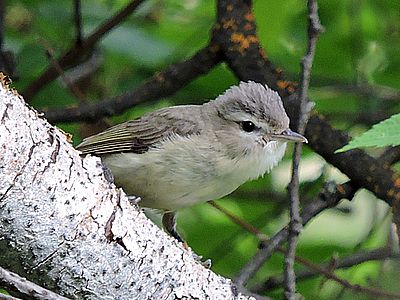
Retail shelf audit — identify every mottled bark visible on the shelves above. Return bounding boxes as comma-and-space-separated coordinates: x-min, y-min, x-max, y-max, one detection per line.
0, 78, 249, 300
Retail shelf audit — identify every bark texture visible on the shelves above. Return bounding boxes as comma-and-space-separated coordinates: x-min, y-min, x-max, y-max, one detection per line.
0, 79, 249, 300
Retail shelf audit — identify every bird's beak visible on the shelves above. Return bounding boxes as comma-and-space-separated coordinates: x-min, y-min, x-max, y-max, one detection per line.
270, 129, 308, 143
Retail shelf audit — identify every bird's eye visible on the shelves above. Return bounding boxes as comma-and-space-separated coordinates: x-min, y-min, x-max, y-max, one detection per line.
240, 121, 256, 132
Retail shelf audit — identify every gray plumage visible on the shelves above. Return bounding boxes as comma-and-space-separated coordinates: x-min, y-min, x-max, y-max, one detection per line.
76, 81, 305, 212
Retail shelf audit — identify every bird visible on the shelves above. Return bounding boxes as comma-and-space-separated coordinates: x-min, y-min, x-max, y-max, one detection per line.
77, 81, 307, 242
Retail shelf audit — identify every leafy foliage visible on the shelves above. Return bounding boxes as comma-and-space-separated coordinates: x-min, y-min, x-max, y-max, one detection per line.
336, 113, 400, 152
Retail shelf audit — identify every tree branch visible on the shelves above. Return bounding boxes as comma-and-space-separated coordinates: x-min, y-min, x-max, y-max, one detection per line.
253, 247, 399, 293
0, 266, 69, 300
0, 77, 251, 300
234, 181, 355, 286
74, 0, 83, 45
284, 1, 323, 298
213, 0, 400, 210
43, 44, 222, 123
23, 0, 147, 101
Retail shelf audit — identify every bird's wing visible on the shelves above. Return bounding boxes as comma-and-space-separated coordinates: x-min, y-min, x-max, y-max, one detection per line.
76, 107, 202, 155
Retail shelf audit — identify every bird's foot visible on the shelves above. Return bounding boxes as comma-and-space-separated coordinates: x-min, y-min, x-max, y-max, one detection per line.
127, 195, 142, 206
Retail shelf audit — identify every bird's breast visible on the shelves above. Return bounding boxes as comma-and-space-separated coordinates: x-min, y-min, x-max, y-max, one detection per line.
101, 137, 287, 211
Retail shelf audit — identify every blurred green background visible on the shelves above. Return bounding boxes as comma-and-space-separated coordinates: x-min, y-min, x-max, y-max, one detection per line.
4, 0, 400, 299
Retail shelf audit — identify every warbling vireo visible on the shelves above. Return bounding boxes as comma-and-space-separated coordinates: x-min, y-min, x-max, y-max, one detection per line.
77, 81, 307, 242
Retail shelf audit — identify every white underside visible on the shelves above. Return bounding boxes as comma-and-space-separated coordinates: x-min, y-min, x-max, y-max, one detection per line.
102, 135, 287, 211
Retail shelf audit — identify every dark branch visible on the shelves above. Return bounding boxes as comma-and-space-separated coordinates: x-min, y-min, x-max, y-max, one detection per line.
253, 247, 399, 293
74, 0, 83, 45
234, 181, 355, 286
284, 1, 323, 298
23, 0, 147, 101
213, 0, 400, 209
43, 44, 222, 123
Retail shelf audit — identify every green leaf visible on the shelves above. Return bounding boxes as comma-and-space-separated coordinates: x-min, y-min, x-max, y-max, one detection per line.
336, 113, 400, 153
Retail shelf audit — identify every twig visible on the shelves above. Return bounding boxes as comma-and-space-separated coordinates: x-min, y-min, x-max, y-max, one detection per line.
316, 83, 400, 101
253, 247, 399, 293
43, 43, 86, 103
0, 266, 70, 300
284, 1, 323, 298
0, 0, 4, 49
0, 293, 22, 300
74, 0, 83, 45
258, 249, 400, 299
208, 201, 269, 241
23, 0, 147, 101
234, 181, 354, 286
212, 192, 400, 299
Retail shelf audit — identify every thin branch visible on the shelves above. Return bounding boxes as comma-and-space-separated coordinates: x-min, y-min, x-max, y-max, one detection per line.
43, 44, 222, 123
44, 43, 86, 103
282, 250, 400, 299
213, 190, 400, 299
74, 0, 83, 45
0, 293, 22, 300
235, 142, 396, 288
234, 181, 355, 286
284, 1, 323, 298
316, 83, 400, 101
212, 185, 400, 299
253, 247, 399, 293
23, 0, 147, 101
208, 201, 269, 241
0, 266, 70, 300
0, 0, 4, 49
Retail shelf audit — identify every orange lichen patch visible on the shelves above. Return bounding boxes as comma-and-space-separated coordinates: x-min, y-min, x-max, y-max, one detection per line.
244, 22, 253, 31
230, 33, 258, 53
0, 72, 11, 87
0, 72, 19, 96
277, 80, 297, 94
223, 19, 237, 30
244, 12, 254, 21
395, 177, 400, 188
227, 4, 234, 12
277, 80, 291, 90
336, 184, 346, 195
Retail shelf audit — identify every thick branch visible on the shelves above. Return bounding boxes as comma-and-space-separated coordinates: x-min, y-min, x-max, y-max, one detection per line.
0, 77, 250, 300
